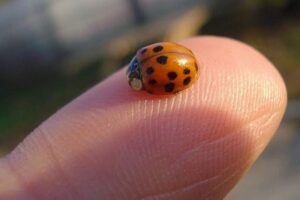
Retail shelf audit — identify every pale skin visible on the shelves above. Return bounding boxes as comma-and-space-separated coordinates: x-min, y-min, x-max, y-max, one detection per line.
0, 36, 287, 200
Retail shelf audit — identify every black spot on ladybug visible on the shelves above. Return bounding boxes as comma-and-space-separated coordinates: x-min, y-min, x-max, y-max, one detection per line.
167, 72, 177, 80
183, 76, 191, 86
164, 83, 175, 92
153, 45, 163, 52
141, 48, 147, 54
157, 56, 168, 64
146, 67, 154, 75
148, 79, 157, 85
183, 68, 190, 74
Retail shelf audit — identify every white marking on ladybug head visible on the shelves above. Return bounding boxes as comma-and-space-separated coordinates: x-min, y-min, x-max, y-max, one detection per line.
130, 78, 143, 91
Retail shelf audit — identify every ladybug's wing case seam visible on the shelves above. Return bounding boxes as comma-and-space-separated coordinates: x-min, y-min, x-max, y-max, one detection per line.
139, 51, 196, 64
136, 42, 194, 63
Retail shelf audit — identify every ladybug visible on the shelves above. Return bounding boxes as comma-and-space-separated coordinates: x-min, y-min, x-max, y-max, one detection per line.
127, 42, 199, 95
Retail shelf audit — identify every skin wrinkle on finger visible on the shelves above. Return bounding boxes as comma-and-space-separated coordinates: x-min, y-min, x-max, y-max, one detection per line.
209, 109, 280, 147
38, 127, 82, 199
140, 174, 220, 200
4, 132, 74, 199
204, 162, 249, 200
5, 100, 148, 199
0, 160, 34, 200
0, 36, 287, 200
169, 110, 282, 188
6, 148, 39, 200
140, 152, 253, 200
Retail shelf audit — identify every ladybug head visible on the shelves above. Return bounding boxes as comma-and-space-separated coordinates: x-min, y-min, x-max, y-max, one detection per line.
127, 57, 143, 91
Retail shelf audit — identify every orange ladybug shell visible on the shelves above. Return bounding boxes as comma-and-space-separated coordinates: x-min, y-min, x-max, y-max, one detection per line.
136, 42, 199, 94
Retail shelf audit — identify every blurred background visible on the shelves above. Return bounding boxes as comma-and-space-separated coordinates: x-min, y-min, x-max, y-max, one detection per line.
0, 0, 299, 199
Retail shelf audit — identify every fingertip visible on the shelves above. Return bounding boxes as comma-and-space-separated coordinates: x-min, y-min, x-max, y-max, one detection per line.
50, 36, 287, 199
